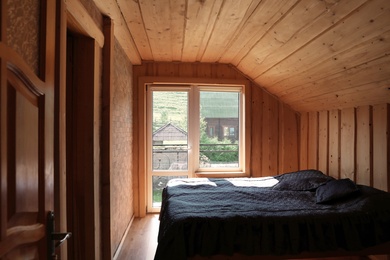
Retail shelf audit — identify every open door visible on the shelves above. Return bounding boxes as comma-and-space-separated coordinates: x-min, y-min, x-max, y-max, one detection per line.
0, 0, 70, 258
0, 62, 62, 259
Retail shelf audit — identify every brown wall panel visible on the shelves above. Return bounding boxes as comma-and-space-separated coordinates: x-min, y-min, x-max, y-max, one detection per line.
373, 104, 389, 191
301, 104, 390, 191
133, 62, 300, 215
328, 110, 340, 179
318, 111, 328, 174
356, 105, 372, 186
340, 108, 355, 180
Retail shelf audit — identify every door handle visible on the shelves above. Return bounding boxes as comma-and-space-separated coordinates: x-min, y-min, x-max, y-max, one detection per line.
47, 211, 72, 259
52, 232, 72, 248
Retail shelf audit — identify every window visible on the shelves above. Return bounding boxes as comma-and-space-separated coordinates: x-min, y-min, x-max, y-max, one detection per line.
142, 78, 250, 212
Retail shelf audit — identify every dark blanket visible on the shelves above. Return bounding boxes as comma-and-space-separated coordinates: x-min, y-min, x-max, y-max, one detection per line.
155, 172, 390, 260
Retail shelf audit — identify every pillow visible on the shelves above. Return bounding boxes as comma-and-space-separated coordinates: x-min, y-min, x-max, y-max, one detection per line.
316, 178, 359, 204
272, 169, 334, 191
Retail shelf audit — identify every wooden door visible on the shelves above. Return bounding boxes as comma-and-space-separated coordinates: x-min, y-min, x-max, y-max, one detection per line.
0, 0, 59, 259
0, 63, 53, 259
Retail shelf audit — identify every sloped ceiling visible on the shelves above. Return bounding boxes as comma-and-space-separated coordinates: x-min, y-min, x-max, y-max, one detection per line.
93, 0, 390, 112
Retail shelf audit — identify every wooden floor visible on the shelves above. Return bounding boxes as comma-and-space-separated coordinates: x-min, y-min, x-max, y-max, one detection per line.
116, 214, 160, 260
115, 214, 385, 260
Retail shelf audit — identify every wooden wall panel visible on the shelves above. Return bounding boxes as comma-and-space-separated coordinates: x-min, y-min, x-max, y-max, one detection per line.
261, 94, 279, 176
133, 62, 300, 215
300, 104, 390, 191
299, 113, 308, 170
318, 111, 328, 174
279, 104, 298, 173
356, 105, 372, 186
308, 112, 318, 169
250, 86, 262, 177
373, 104, 389, 191
340, 108, 355, 180
328, 110, 340, 179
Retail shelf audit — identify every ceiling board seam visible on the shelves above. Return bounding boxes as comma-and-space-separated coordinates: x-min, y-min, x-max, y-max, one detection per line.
274, 34, 390, 96
179, 0, 189, 61
247, 0, 341, 77
114, 0, 143, 61
254, 0, 371, 81
216, 0, 263, 63
197, 0, 225, 62
235, 0, 302, 69
278, 53, 390, 100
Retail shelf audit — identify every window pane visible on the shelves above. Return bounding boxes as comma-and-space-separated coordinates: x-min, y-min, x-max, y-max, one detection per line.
199, 91, 239, 168
152, 91, 188, 171
152, 175, 187, 207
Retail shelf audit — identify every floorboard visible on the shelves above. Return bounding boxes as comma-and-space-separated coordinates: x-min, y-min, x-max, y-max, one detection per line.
116, 214, 159, 260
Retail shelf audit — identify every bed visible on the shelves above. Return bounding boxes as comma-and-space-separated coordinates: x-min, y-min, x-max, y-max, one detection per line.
155, 170, 390, 259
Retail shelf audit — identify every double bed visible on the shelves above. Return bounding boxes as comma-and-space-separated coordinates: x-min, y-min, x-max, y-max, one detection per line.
155, 170, 390, 259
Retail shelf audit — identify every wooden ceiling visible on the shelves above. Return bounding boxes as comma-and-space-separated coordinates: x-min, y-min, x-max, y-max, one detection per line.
93, 0, 390, 112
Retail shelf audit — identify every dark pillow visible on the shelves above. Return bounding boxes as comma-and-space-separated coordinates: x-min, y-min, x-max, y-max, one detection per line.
273, 169, 334, 191
316, 178, 359, 204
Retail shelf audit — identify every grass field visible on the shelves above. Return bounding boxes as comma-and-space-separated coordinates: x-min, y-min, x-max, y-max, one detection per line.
153, 91, 188, 131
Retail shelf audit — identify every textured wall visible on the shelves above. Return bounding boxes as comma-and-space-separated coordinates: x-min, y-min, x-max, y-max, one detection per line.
112, 39, 134, 253
7, 0, 40, 75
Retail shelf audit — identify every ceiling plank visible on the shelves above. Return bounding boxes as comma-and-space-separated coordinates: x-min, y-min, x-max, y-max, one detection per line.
255, 0, 389, 88
169, 0, 186, 61
291, 80, 390, 112
182, 0, 222, 62
280, 56, 390, 105
221, 0, 298, 65
138, 0, 174, 61
200, 0, 254, 62
116, 0, 153, 61
274, 29, 390, 98
239, 0, 368, 78
93, 0, 142, 64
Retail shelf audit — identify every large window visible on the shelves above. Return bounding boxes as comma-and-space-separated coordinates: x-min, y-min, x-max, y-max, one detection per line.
144, 80, 249, 212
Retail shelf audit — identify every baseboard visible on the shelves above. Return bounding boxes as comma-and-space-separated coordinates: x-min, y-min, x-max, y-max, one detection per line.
113, 214, 135, 260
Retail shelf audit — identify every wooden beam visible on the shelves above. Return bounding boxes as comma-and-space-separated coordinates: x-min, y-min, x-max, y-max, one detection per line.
64, 0, 104, 48
93, 0, 141, 64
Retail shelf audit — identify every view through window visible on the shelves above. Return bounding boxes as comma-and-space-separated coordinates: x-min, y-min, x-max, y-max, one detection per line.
148, 85, 245, 210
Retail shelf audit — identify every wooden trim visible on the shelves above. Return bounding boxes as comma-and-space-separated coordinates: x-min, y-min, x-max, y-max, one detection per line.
65, 0, 104, 48
66, 35, 99, 259
0, 51, 8, 242
112, 215, 134, 260
93, 0, 142, 64
101, 16, 114, 260
54, 0, 68, 259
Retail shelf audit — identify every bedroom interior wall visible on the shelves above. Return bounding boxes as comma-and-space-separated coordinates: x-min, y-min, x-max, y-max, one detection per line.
300, 104, 390, 192
132, 62, 301, 216
110, 38, 134, 255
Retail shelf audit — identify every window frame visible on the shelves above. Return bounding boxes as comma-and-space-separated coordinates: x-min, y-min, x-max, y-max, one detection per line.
195, 85, 244, 174
139, 76, 251, 179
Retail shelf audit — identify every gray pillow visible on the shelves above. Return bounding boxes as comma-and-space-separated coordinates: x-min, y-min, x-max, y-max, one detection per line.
316, 178, 359, 204
273, 169, 334, 191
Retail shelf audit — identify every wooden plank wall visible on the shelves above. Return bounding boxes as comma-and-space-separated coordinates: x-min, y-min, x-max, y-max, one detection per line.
300, 104, 390, 191
132, 62, 300, 215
